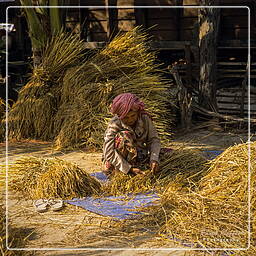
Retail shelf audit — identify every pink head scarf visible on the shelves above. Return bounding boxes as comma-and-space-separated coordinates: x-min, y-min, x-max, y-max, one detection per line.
111, 93, 146, 119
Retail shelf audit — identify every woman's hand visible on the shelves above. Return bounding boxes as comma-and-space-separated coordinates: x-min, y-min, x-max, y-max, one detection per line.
150, 160, 159, 175
129, 167, 145, 175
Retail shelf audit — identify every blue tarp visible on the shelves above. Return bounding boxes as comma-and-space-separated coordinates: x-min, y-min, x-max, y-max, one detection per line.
203, 150, 223, 160
66, 193, 159, 220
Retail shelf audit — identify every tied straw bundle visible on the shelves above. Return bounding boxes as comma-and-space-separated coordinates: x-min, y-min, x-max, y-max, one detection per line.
8, 32, 87, 141
54, 26, 174, 149
104, 147, 208, 196
125, 141, 255, 254
9, 156, 102, 200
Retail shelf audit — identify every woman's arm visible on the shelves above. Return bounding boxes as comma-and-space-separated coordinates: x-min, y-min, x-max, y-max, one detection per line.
145, 115, 161, 166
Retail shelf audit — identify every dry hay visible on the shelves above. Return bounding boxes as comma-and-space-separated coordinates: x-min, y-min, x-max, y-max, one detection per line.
124, 141, 256, 254
0, 203, 32, 255
104, 147, 208, 196
54, 26, 174, 149
8, 32, 87, 141
9, 156, 102, 200
0, 98, 6, 142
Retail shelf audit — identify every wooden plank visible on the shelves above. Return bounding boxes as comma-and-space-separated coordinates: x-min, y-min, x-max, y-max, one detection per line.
147, 18, 177, 30
118, 19, 136, 31
149, 40, 190, 49
221, 16, 248, 28
80, 0, 105, 5
180, 17, 198, 29
150, 30, 178, 40
180, 29, 193, 40
134, 8, 147, 27
220, 28, 249, 40
90, 32, 108, 41
183, 0, 199, 5
89, 20, 107, 32
105, 0, 118, 39
90, 9, 107, 21
183, 8, 199, 17
221, 8, 248, 16
117, 0, 133, 5
135, 0, 178, 5
118, 8, 134, 19
146, 8, 178, 19
218, 62, 256, 66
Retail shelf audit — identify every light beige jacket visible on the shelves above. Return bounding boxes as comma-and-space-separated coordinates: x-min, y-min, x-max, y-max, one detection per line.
103, 114, 161, 174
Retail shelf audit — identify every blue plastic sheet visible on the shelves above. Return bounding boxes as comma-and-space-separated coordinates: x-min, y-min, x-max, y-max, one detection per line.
66, 193, 159, 220
204, 150, 223, 160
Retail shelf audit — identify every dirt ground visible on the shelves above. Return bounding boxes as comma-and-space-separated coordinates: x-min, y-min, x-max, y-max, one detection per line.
0, 128, 253, 256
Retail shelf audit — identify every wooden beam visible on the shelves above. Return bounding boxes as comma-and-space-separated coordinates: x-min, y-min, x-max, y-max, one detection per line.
198, 1, 220, 112
105, 0, 118, 41
134, 7, 147, 28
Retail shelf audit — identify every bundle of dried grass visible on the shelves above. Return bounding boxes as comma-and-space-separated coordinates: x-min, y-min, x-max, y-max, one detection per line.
9, 156, 102, 199
132, 141, 255, 253
54, 27, 174, 149
8, 32, 87, 141
104, 147, 208, 196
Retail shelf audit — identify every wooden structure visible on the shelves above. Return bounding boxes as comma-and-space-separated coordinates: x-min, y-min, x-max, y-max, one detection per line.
1, 0, 255, 119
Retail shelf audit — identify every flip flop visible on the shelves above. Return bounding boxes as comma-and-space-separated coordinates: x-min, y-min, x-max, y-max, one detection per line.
33, 199, 49, 213
48, 199, 64, 211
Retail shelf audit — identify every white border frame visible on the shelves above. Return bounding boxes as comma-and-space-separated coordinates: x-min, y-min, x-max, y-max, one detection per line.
5, 4, 251, 252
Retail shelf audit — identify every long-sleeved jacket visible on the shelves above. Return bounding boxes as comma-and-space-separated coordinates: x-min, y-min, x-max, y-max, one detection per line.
103, 114, 161, 174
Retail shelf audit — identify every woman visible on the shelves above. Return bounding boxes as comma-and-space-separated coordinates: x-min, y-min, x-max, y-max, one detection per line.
103, 93, 161, 176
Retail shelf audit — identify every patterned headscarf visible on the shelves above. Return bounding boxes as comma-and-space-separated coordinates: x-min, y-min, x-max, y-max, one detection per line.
111, 93, 145, 119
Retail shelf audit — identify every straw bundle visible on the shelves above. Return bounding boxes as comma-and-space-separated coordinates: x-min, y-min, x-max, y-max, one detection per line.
54, 27, 173, 149
133, 141, 255, 252
104, 147, 208, 196
9, 156, 102, 199
8, 32, 87, 141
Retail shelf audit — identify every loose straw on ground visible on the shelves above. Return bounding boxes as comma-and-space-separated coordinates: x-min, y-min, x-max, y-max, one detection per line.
104, 146, 208, 196
9, 156, 102, 200
115, 141, 255, 254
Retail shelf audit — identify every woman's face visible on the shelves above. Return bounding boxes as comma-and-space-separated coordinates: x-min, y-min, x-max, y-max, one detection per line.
121, 110, 139, 127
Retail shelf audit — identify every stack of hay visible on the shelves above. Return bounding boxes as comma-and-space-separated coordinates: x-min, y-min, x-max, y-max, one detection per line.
7, 27, 174, 150
8, 32, 87, 141
9, 156, 102, 200
104, 147, 208, 196
54, 26, 173, 149
132, 141, 255, 254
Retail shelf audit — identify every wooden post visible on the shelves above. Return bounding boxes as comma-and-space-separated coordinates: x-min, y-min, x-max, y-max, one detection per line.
198, 1, 220, 112
240, 60, 249, 117
174, 0, 183, 41
105, 0, 118, 41
185, 43, 192, 87
169, 65, 193, 130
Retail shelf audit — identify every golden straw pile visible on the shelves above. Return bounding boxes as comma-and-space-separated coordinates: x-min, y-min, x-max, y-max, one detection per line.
9, 156, 102, 200
8, 32, 87, 141
8, 27, 174, 149
121, 141, 255, 254
104, 147, 208, 196
54, 27, 173, 149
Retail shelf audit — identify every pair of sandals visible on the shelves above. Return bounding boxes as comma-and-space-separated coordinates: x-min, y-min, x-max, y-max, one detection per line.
33, 199, 64, 213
